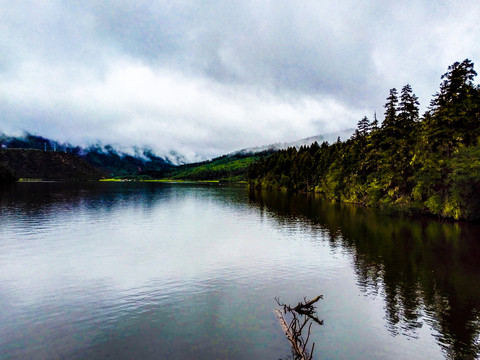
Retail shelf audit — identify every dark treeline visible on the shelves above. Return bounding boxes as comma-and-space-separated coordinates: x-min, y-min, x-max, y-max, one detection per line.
247, 59, 480, 221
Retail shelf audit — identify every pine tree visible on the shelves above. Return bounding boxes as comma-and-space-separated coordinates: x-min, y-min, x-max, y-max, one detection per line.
431, 59, 477, 110
398, 84, 420, 126
371, 111, 379, 130
383, 88, 398, 129
380, 87, 413, 197
425, 59, 479, 152
357, 116, 371, 137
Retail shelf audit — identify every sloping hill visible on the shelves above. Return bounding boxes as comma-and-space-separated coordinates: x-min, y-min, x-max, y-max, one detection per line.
164, 151, 274, 181
0, 149, 105, 180
0, 133, 173, 177
82, 146, 173, 177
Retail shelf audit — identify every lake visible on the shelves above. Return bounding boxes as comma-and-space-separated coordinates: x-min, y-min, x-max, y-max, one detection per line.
0, 182, 479, 359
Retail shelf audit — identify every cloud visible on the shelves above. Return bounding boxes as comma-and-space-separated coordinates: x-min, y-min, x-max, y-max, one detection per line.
1, 0, 479, 161
1, 58, 357, 161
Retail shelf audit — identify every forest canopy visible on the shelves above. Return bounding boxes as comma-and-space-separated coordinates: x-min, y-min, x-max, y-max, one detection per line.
247, 59, 480, 221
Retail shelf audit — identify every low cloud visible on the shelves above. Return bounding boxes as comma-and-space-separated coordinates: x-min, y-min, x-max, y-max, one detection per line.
1, 0, 479, 161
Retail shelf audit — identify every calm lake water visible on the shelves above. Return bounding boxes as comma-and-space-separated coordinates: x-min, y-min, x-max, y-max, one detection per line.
0, 182, 479, 359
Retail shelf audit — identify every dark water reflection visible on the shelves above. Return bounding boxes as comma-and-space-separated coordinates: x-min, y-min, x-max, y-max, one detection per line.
249, 189, 480, 359
0, 182, 479, 359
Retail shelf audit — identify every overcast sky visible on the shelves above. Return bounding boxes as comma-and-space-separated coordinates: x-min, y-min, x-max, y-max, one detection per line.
1, 1, 479, 161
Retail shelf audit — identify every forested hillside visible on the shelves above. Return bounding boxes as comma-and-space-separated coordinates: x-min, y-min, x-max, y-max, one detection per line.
247, 59, 480, 221
163, 151, 274, 182
0, 134, 173, 177
82, 146, 172, 178
0, 149, 105, 180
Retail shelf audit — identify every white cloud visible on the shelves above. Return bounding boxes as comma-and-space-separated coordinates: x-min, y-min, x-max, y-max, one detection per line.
1, 57, 361, 161
1, 0, 479, 161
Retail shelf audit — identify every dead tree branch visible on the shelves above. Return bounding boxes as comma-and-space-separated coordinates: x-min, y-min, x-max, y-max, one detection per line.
275, 295, 323, 360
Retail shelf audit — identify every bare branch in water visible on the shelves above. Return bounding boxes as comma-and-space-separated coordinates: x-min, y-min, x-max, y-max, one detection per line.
275, 295, 323, 360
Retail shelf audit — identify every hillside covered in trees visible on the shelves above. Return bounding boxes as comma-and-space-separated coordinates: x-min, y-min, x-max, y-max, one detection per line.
0, 149, 105, 181
161, 151, 274, 182
0, 131, 269, 182
0, 133, 174, 178
247, 59, 480, 221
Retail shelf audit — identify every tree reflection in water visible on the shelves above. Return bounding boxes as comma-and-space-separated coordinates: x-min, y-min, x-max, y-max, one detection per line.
249, 189, 480, 359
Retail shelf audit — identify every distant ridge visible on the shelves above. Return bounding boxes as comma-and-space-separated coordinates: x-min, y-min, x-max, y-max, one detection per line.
0, 149, 105, 180
232, 128, 355, 155
0, 129, 356, 179
0, 132, 173, 177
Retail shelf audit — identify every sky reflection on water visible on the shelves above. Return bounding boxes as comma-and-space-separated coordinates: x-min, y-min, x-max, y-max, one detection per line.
0, 182, 479, 359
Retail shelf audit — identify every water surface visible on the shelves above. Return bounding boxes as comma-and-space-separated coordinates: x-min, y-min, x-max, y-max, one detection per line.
0, 182, 479, 359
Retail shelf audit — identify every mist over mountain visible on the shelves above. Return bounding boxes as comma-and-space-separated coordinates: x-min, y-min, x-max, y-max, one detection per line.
0, 132, 173, 177
233, 128, 355, 155
1, 128, 355, 178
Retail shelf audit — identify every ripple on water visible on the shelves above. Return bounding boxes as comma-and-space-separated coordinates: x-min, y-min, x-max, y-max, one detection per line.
0, 182, 478, 360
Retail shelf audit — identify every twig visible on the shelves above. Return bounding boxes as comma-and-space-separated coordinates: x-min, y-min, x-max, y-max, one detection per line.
275, 295, 323, 360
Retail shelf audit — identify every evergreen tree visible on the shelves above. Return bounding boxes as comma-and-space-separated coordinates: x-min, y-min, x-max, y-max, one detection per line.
425, 59, 479, 153
398, 84, 420, 126
357, 116, 371, 136
371, 111, 379, 130
431, 59, 477, 109
383, 88, 398, 129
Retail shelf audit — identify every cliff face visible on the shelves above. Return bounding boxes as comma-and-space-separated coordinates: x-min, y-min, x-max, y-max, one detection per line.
0, 149, 105, 180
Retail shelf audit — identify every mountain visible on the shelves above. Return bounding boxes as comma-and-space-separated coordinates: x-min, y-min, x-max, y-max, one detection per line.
0, 132, 173, 177
164, 151, 274, 182
232, 128, 355, 155
0, 149, 105, 180
0, 128, 355, 181
163, 130, 355, 181
80, 145, 173, 177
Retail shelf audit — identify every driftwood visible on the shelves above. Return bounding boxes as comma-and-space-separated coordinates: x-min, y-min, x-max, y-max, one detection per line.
275, 295, 323, 360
